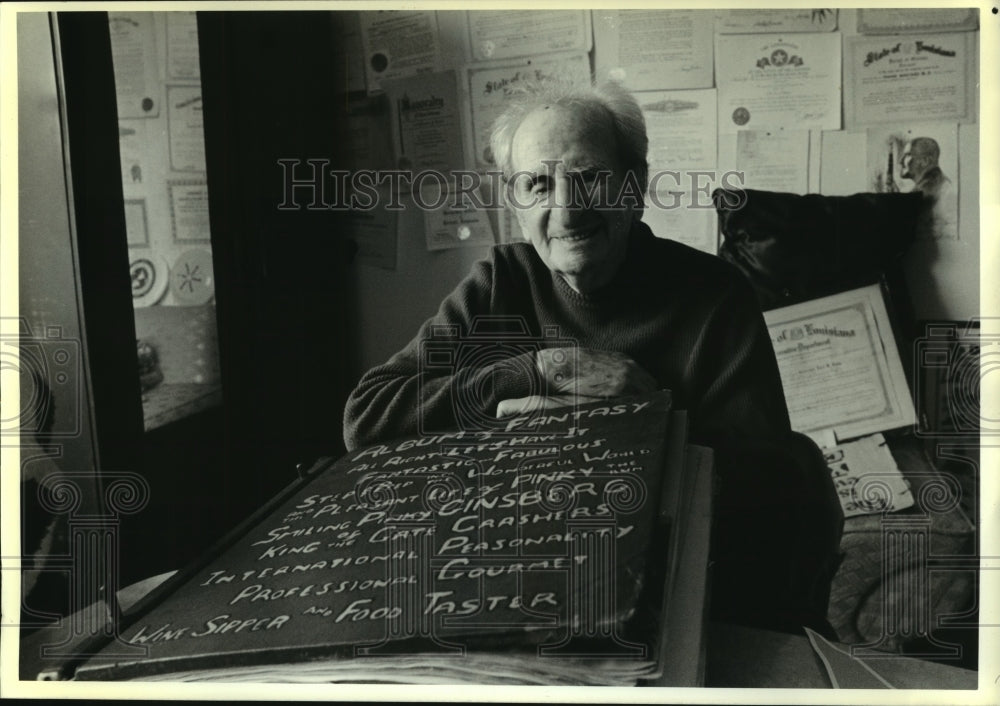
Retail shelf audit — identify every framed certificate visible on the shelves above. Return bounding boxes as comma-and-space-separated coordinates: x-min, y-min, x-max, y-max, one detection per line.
844, 33, 976, 127
857, 8, 978, 35
716, 8, 838, 34
593, 9, 714, 91
464, 52, 590, 168
763, 284, 917, 441
715, 32, 841, 134
466, 10, 591, 62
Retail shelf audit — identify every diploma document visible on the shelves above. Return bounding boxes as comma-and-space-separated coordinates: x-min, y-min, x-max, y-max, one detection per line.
763, 285, 916, 440
382, 70, 465, 174
857, 8, 978, 35
108, 12, 160, 119
593, 9, 713, 91
716, 9, 838, 34
736, 129, 810, 194
844, 32, 976, 127
640, 88, 717, 174
466, 11, 591, 61
465, 53, 590, 168
716, 33, 840, 134
360, 10, 442, 93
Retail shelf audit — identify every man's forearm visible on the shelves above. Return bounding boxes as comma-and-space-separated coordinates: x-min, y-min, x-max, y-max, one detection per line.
342, 353, 538, 450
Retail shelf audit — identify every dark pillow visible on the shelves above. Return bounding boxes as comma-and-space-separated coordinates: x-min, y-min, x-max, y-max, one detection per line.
712, 188, 922, 311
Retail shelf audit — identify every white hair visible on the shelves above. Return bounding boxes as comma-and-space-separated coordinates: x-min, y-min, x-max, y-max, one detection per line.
488, 79, 649, 194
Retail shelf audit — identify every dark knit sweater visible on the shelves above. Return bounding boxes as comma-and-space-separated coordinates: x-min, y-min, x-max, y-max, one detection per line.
343, 220, 792, 452
343, 220, 843, 633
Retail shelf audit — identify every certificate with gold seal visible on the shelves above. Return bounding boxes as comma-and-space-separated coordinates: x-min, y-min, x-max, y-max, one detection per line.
716, 33, 841, 135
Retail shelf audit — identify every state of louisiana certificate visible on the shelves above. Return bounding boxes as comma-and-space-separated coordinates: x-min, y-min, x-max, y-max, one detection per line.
763, 285, 916, 440
465, 53, 590, 168
716, 33, 840, 134
844, 32, 976, 127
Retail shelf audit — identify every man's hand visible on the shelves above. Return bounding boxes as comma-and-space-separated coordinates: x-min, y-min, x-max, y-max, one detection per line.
536, 347, 658, 398
495, 349, 658, 419
496, 394, 581, 419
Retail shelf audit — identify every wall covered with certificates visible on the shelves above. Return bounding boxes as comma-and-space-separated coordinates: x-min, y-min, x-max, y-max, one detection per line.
109, 11, 221, 428
335, 8, 982, 374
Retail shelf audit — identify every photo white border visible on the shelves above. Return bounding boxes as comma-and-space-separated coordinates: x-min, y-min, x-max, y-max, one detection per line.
2, 1, 996, 704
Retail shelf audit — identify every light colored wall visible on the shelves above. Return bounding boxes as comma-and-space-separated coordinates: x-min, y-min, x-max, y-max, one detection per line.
116, 11, 211, 298
349, 202, 492, 371
348, 11, 493, 372
903, 123, 979, 320
347, 9, 983, 379
826, 10, 979, 321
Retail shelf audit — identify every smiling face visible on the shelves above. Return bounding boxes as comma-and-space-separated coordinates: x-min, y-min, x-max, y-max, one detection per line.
508, 105, 636, 294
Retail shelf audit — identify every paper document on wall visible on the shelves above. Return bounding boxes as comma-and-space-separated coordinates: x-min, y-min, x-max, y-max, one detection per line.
716, 32, 840, 134
763, 285, 916, 439
360, 10, 443, 93
343, 94, 394, 172
168, 181, 211, 244
118, 121, 148, 192
124, 199, 149, 247
736, 129, 809, 194
641, 89, 717, 174
382, 70, 465, 174
465, 53, 590, 169
715, 9, 838, 34
642, 193, 718, 255
820, 130, 868, 195
843, 33, 976, 127
593, 9, 714, 91
856, 9, 978, 34
823, 434, 914, 518
108, 12, 160, 119
466, 11, 591, 61
166, 12, 201, 81
167, 85, 206, 172
422, 185, 496, 251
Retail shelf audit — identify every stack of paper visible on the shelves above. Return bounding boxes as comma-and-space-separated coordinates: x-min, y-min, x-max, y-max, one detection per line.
822, 434, 913, 518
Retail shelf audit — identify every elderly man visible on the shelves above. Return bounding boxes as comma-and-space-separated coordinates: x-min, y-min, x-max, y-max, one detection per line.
344, 81, 841, 635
